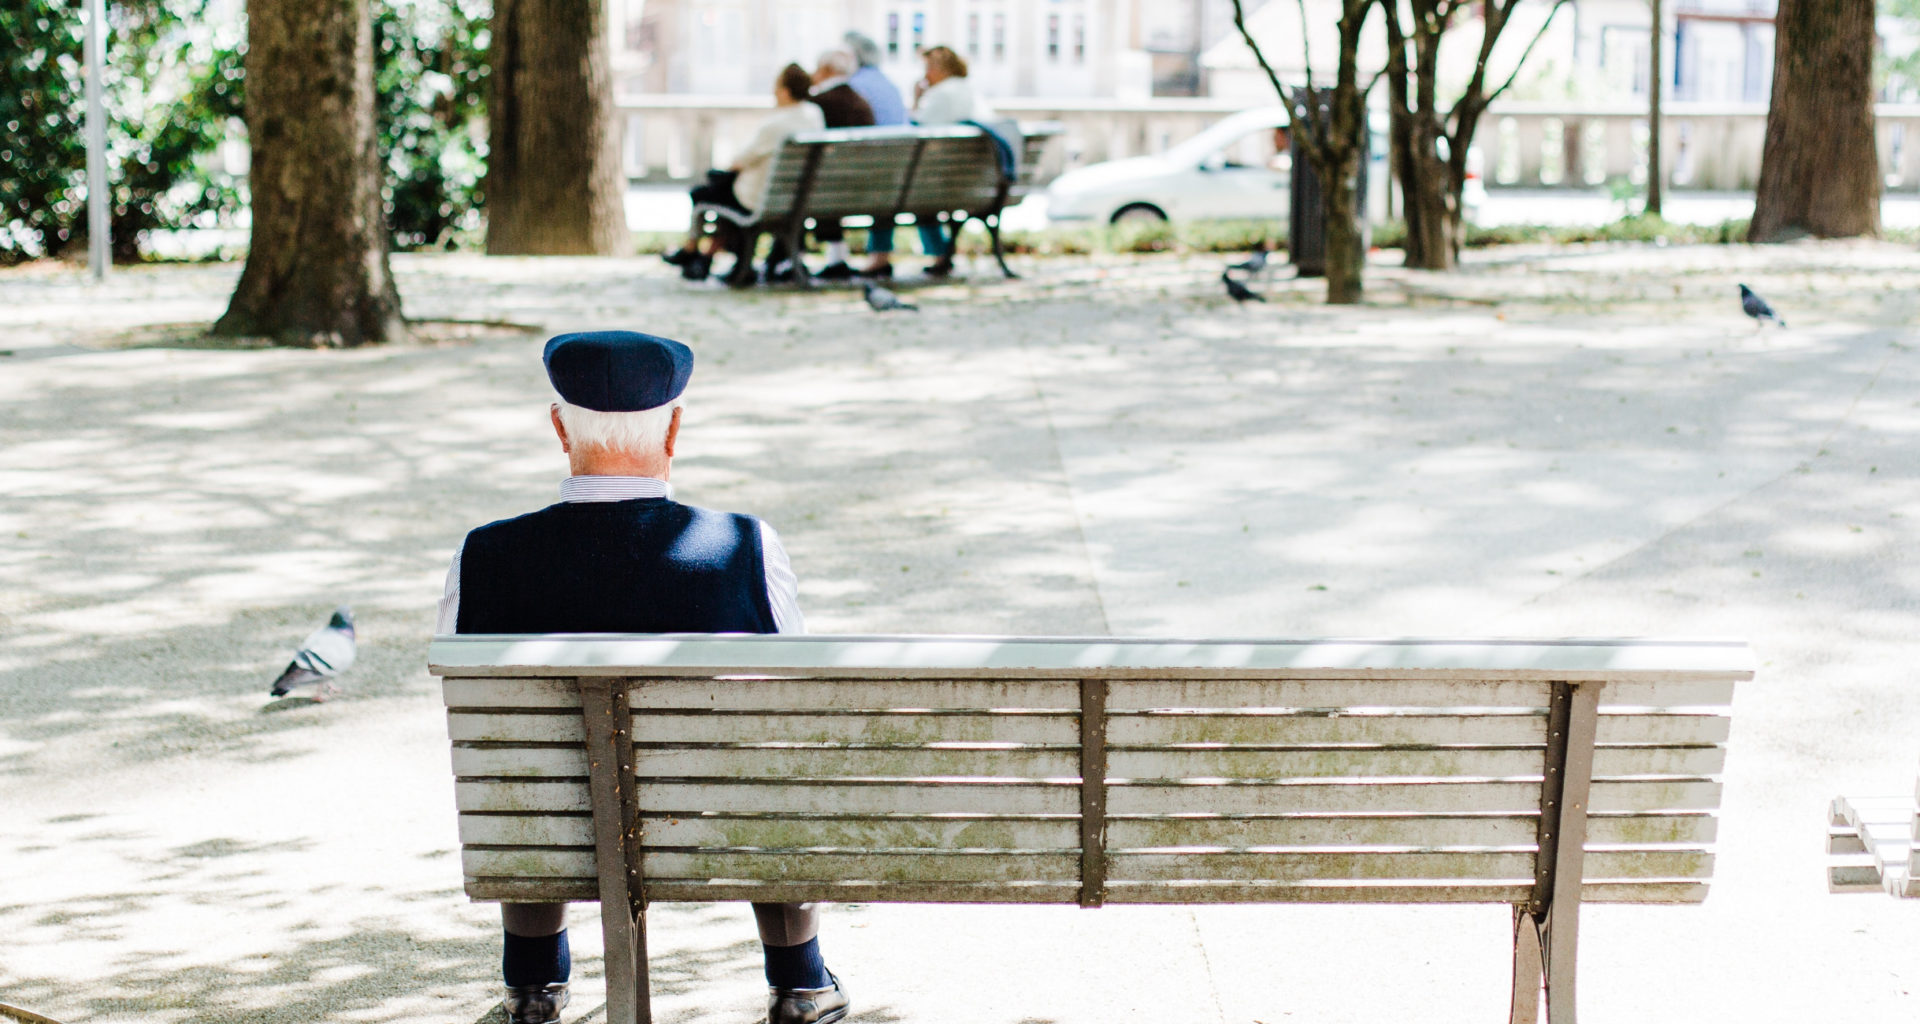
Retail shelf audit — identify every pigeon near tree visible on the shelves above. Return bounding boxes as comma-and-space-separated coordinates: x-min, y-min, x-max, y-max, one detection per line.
269, 606, 356, 700
1228, 244, 1270, 275
1738, 284, 1785, 327
1222, 271, 1266, 304
862, 280, 918, 313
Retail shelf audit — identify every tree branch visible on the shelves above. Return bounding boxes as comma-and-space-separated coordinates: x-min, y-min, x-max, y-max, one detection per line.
1481, 0, 1570, 106
1230, 0, 1321, 148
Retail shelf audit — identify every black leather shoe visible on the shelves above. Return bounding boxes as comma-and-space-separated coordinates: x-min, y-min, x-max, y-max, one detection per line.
768, 972, 849, 1024
925, 256, 954, 278
503, 983, 569, 1023
681, 253, 712, 281
662, 247, 695, 266
815, 261, 856, 280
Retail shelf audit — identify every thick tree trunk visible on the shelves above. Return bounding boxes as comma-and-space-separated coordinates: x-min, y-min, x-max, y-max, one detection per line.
214, 0, 402, 347
485, 0, 629, 255
1749, 0, 1880, 241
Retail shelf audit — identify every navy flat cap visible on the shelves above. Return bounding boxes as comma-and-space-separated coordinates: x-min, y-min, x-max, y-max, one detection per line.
543, 331, 694, 412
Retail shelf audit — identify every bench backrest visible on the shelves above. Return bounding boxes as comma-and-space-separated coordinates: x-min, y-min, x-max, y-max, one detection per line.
430, 636, 1748, 908
756, 124, 1058, 224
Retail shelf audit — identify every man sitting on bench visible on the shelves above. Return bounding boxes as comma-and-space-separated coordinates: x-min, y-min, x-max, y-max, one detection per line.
435, 331, 850, 1024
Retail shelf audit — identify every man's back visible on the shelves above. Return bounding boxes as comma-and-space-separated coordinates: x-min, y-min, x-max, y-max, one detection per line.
456, 498, 775, 636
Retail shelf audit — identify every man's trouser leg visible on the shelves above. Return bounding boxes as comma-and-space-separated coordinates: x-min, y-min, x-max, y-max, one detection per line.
752, 902, 820, 946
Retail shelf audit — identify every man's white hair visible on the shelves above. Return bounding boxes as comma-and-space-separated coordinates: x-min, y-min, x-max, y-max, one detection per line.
817, 48, 856, 78
556, 398, 683, 455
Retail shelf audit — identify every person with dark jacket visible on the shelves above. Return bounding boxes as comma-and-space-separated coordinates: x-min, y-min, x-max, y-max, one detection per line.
441, 331, 852, 1024
765, 50, 874, 281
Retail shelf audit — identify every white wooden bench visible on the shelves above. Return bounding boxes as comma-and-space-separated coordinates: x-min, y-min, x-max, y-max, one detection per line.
1828, 762, 1920, 896
427, 635, 1752, 1024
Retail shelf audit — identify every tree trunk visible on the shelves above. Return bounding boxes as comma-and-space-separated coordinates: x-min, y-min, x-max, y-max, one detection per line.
1749, 0, 1880, 241
213, 0, 402, 347
485, 0, 629, 255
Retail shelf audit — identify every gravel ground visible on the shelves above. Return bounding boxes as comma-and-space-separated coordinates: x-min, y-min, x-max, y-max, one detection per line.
2, 242, 1919, 1023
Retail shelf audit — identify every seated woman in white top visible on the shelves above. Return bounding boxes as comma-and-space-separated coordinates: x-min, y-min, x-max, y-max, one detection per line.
664, 64, 825, 287
865, 45, 994, 279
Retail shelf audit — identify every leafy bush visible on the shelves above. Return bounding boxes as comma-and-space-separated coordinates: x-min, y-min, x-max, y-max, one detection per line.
374, 0, 490, 250
1, 0, 491, 262
0, 0, 243, 263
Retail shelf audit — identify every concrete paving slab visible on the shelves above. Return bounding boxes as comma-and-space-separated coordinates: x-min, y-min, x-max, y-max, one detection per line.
1, 243, 1917, 1023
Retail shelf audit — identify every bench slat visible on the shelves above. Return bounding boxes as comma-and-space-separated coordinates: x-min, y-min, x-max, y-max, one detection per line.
461, 847, 1710, 886
1106, 779, 1720, 815
451, 711, 1080, 745
1109, 814, 1716, 848
452, 745, 1081, 779
1109, 712, 1725, 747
1109, 679, 1731, 710
455, 810, 1717, 850
462, 848, 1080, 883
449, 710, 1728, 748
1108, 746, 1723, 780
460, 878, 1709, 906
1106, 849, 1712, 883
457, 780, 588, 813
631, 678, 1078, 711
637, 780, 1079, 815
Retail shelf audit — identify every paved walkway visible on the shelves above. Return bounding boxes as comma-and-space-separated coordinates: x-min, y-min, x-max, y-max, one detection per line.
2, 243, 1918, 1023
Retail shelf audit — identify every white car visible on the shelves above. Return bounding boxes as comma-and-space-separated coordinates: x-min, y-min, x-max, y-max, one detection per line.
1045, 107, 1479, 229
1046, 108, 1295, 226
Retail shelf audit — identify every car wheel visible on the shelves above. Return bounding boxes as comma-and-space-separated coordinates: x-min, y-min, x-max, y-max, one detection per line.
1110, 204, 1168, 226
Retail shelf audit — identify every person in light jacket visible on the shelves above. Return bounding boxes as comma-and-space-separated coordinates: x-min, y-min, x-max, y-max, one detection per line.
864, 45, 996, 279
664, 64, 825, 286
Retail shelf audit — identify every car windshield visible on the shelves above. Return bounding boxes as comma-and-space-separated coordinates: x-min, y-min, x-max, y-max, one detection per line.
1164, 108, 1290, 167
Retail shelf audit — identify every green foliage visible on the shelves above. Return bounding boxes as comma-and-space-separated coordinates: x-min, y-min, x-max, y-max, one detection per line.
1880, 0, 1920, 101
373, 0, 490, 250
0, 0, 491, 263
0, 0, 242, 263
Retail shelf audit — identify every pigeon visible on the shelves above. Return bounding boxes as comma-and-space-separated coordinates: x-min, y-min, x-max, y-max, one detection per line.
1738, 284, 1785, 327
1228, 244, 1271, 275
862, 280, 918, 312
1222, 271, 1265, 304
269, 606, 356, 700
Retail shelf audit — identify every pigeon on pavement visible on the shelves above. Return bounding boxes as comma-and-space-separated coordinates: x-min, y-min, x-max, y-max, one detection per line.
863, 280, 918, 312
269, 606, 356, 700
1228, 244, 1270, 275
1222, 271, 1266, 304
1739, 283, 1785, 327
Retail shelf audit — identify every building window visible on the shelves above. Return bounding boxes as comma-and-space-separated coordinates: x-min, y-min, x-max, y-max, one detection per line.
1047, 13, 1060, 61
993, 12, 1005, 60
968, 12, 980, 56
887, 12, 900, 58
912, 10, 925, 53
1073, 14, 1085, 63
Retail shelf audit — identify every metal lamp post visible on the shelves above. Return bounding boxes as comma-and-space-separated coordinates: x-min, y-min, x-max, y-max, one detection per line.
85, 0, 109, 280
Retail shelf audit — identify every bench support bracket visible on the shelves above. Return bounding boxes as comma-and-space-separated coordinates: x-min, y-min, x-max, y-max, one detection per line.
1511, 680, 1600, 1024
581, 676, 651, 1024
1079, 677, 1109, 908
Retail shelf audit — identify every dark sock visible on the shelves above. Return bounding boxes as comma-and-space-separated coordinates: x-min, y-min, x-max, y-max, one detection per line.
503, 928, 571, 988
762, 936, 830, 989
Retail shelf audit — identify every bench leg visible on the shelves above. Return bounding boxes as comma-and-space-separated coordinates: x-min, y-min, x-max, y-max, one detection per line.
1508, 907, 1543, 1024
581, 677, 652, 1024
987, 213, 1018, 279
599, 901, 651, 1024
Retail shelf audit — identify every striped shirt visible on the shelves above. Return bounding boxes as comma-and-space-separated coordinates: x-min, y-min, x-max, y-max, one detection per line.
435, 475, 804, 634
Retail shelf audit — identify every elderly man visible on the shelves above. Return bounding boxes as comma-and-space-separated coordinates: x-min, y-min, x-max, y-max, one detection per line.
437, 331, 850, 1024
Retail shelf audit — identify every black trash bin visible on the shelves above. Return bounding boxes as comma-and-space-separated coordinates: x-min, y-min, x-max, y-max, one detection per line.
1288, 89, 1371, 278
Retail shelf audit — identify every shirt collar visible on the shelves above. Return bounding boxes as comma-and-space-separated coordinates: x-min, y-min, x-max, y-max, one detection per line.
560, 475, 673, 503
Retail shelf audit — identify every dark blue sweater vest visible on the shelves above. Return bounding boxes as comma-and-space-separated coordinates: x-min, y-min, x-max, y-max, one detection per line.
454, 498, 777, 635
